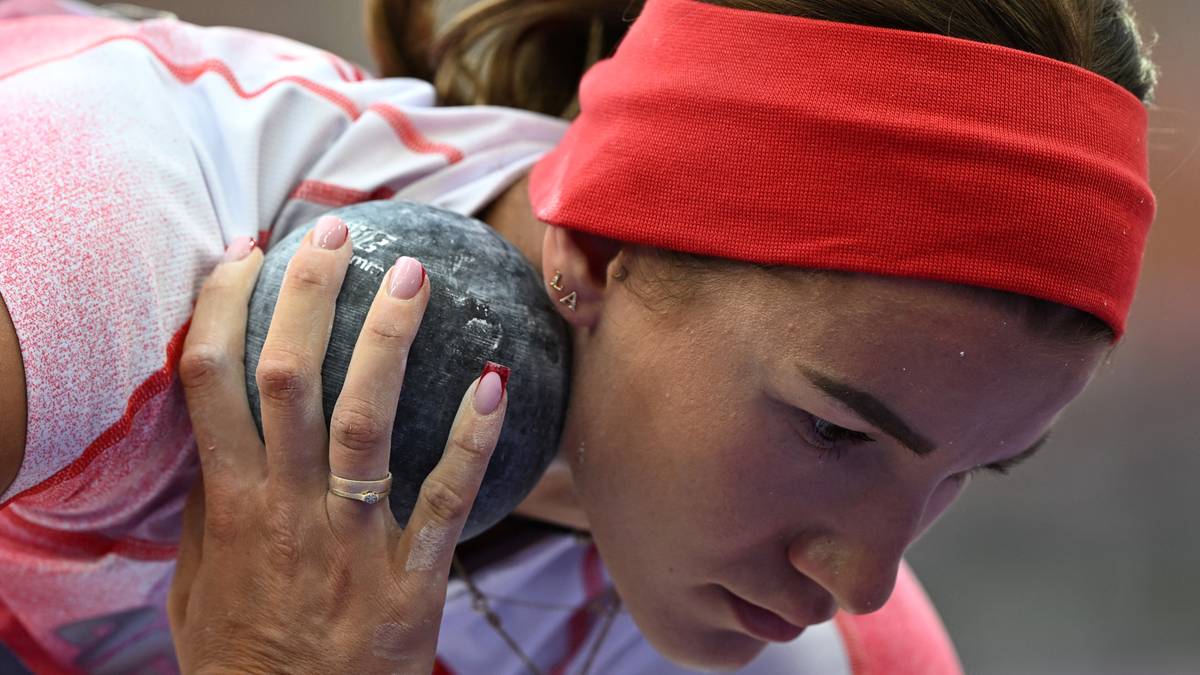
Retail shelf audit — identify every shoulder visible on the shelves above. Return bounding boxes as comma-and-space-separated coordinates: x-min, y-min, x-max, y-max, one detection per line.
0, 290, 27, 497
832, 560, 964, 675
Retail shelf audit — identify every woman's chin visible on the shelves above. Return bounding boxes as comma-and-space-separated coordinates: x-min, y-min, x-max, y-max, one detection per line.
641, 623, 767, 673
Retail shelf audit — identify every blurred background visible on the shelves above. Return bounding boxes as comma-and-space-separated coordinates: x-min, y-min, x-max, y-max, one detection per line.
129, 0, 1199, 672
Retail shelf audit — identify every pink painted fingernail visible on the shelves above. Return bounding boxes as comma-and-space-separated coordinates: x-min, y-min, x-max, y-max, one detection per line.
222, 236, 257, 262
473, 361, 509, 415
388, 256, 425, 300
313, 215, 348, 250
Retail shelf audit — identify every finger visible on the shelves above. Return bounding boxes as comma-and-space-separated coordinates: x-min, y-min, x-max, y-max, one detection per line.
179, 239, 266, 486
167, 476, 206, 637
326, 256, 429, 517
256, 215, 352, 491
393, 364, 508, 583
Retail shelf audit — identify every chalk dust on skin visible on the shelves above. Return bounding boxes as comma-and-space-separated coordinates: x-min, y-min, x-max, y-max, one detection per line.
470, 408, 505, 456
405, 523, 451, 572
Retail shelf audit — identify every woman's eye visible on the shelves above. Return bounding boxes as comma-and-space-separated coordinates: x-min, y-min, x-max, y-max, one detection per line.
791, 409, 874, 459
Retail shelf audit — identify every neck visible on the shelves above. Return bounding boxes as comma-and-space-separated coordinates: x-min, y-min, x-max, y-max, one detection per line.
477, 172, 591, 533
479, 172, 545, 271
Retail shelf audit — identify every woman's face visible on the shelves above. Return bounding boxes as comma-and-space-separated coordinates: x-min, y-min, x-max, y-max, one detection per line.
560, 264, 1110, 670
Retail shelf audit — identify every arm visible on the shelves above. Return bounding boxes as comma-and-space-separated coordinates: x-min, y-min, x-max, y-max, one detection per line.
0, 290, 27, 497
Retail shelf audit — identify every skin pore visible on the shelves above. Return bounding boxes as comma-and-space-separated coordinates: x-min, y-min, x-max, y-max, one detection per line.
483, 172, 1111, 669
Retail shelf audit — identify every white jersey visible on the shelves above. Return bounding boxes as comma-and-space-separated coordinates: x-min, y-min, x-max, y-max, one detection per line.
0, 6, 564, 672
0, 3, 963, 674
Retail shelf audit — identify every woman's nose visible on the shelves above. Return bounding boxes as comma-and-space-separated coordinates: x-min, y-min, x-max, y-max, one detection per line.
787, 485, 937, 614
789, 533, 907, 615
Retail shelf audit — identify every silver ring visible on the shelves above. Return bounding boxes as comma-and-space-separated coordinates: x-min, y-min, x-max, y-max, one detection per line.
328, 472, 393, 504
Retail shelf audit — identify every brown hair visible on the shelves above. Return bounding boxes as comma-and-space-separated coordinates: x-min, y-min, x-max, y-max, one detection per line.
366, 0, 1159, 344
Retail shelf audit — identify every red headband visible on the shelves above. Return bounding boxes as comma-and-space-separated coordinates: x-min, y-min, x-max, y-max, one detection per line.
528, 0, 1155, 338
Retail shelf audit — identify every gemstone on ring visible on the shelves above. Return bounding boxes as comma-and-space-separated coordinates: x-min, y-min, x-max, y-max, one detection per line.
328, 472, 393, 505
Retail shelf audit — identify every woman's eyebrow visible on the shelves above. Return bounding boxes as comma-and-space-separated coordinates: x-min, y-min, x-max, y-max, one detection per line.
797, 365, 937, 455
797, 365, 1053, 466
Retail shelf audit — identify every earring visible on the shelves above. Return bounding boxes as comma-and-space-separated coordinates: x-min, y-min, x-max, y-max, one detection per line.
548, 269, 576, 312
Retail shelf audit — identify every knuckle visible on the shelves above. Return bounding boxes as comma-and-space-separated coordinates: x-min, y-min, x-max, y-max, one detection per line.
179, 343, 232, 391
329, 398, 391, 454
448, 417, 494, 458
285, 258, 333, 293
364, 312, 414, 348
255, 351, 314, 405
419, 476, 471, 525
450, 427, 491, 462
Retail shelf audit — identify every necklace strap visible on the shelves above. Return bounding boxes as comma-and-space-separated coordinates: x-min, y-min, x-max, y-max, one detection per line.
450, 552, 620, 675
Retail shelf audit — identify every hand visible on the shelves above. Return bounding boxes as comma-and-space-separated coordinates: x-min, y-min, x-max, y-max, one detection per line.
168, 221, 509, 674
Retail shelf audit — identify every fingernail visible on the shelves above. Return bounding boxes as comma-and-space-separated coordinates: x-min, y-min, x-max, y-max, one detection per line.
387, 256, 425, 300
473, 361, 509, 415
222, 236, 257, 262
313, 215, 348, 250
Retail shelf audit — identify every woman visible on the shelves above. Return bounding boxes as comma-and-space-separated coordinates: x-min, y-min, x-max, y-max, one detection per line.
0, 0, 1157, 673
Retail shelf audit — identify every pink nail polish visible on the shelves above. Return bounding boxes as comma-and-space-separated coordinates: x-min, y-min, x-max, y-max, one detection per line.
388, 256, 425, 300
313, 215, 348, 250
473, 361, 510, 415
222, 236, 257, 262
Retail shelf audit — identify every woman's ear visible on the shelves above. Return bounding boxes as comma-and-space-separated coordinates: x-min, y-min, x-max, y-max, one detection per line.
540, 226, 622, 329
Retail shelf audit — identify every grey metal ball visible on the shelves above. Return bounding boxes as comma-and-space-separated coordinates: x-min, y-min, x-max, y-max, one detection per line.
243, 200, 571, 540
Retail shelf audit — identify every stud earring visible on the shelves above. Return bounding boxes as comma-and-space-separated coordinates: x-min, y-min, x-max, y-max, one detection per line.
548, 269, 576, 312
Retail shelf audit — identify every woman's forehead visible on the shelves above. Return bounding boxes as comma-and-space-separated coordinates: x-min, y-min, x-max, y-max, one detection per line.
704, 271, 1106, 400
708, 272, 1015, 340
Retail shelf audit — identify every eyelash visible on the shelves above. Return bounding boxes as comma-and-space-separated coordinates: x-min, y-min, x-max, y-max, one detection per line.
964, 461, 1015, 479
792, 410, 1020, 480
791, 410, 874, 461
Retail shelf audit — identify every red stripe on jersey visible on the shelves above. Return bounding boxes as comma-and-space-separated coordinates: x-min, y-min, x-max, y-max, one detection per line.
0, 319, 192, 510
432, 657, 457, 675
1, 33, 362, 119
324, 53, 357, 83
0, 510, 177, 561
549, 544, 607, 675
368, 103, 465, 165
0, 600, 79, 675
129, 36, 362, 119
581, 542, 604, 597
289, 180, 397, 207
